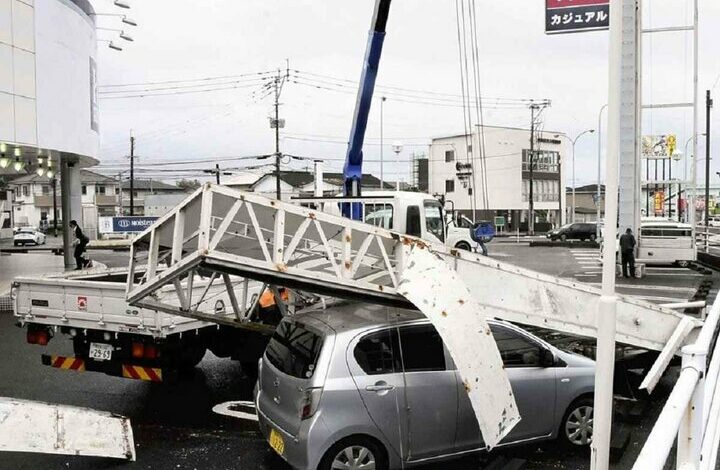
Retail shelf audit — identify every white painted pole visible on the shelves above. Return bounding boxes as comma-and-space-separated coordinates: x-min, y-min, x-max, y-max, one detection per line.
690, 0, 698, 228
314, 160, 323, 198
676, 344, 707, 468
590, 1, 621, 468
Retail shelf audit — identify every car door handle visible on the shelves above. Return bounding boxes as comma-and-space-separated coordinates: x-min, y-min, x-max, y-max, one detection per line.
366, 383, 394, 393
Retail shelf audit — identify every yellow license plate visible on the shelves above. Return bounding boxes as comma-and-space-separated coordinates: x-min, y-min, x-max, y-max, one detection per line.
269, 428, 285, 456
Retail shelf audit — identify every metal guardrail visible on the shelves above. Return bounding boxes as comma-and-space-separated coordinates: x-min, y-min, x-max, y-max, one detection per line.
633, 287, 720, 469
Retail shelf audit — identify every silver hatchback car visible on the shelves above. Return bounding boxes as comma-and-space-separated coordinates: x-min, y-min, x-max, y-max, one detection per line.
255, 302, 595, 470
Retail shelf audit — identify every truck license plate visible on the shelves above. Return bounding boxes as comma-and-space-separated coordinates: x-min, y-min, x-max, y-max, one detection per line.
89, 342, 113, 361
269, 428, 284, 456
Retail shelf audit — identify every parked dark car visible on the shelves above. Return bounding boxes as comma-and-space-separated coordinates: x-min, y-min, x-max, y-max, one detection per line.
547, 223, 597, 242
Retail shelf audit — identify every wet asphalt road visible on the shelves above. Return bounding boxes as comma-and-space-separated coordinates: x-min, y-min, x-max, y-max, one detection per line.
0, 246, 713, 469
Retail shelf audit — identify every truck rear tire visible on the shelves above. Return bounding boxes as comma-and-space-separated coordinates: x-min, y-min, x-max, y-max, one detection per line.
178, 346, 206, 370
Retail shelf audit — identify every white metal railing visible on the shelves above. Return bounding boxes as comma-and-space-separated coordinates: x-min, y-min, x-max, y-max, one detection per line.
696, 227, 716, 253
633, 291, 720, 469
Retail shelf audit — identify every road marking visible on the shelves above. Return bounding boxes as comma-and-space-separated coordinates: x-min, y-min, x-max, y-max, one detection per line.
645, 267, 688, 272
574, 274, 598, 278
633, 295, 691, 303
586, 283, 696, 294
645, 272, 703, 277
212, 401, 258, 422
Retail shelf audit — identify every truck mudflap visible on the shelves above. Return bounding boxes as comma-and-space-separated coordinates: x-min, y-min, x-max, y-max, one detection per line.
41, 354, 163, 382
0, 396, 135, 460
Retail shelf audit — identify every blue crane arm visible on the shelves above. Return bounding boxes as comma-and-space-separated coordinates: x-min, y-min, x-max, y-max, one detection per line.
342, 0, 392, 219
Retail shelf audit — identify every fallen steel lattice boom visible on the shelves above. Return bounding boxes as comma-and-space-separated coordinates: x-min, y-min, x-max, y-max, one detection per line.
126, 184, 699, 353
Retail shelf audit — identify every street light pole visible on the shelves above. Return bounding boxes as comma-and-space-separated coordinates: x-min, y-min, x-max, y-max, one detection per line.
380, 97, 386, 188
597, 104, 608, 238
570, 129, 595, 223
704, 90, 713, 227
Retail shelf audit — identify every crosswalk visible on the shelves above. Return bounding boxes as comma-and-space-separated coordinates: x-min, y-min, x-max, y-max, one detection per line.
568, 248, 705, 305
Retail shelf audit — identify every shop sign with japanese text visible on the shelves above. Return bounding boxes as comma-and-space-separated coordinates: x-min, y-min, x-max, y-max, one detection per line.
546, 0, 610, 34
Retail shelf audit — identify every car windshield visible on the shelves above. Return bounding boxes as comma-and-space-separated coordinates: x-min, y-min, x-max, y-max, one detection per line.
265, 320, 324, 379
18, 229, 35, 234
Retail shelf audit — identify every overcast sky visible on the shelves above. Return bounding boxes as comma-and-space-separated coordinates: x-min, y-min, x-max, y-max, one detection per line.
94, 0, 720, 188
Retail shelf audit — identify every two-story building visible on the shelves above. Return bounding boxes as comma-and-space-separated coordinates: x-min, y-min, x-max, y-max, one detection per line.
119, 179, 188, 216
428, 126, 569, 231
9, 169, 117, 237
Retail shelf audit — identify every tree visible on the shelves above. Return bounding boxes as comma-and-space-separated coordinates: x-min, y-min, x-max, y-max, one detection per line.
176, 179, 201, 191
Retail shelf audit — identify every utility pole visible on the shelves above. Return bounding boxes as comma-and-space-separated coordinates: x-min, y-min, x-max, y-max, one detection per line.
271, 68, 287, 200
705, 90, 713, 227
215, 163, 221, 185
529, 103, 538, 235
51, 177, 58, 237
129, 131, 135, 216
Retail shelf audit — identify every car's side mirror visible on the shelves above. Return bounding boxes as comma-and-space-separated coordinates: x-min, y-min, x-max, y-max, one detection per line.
540, 348, 555, 367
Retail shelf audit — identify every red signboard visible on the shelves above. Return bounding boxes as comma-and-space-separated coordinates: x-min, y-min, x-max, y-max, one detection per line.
546, 0, 609, 34
547, 0, 609, 8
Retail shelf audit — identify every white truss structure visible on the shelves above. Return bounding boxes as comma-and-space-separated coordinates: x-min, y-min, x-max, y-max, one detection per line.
126, 184, 701, 353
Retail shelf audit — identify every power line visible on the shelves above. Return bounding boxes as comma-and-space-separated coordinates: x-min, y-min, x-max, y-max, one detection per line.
98, 81, 267, 99
293, 69, 534, 104
98, 77, 272, 95
98, 70, 276, 88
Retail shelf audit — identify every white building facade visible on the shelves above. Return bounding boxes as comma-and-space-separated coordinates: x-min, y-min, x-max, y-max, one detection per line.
429, 126, 569, 231
1, 0, 101, 258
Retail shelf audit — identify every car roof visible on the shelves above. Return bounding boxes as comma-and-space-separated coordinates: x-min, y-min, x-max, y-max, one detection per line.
293, 300, 515, 339
297, 301, 423, 335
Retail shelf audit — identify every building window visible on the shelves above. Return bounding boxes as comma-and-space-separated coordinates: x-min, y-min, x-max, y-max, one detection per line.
41, 185, 49, 195
22, 186, 29, 197
522, 149, 560, 173
115, 187, 120, 195
445, 150, 455, 162
81, 185, 87, 195
97, 185, 105, 195
445, 180, 455, 193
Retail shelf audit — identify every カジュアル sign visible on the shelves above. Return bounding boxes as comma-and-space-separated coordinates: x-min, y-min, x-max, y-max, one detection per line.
545, 0, 609, 34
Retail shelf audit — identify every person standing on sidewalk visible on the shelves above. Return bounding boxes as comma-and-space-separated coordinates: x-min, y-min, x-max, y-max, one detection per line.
69, 220, 90, 270
619, 227, 636, 278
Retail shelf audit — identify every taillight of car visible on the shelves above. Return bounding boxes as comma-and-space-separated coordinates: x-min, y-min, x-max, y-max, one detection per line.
131, 342, 144, 359
300, 387, 323, 420
27, 329, 49, 345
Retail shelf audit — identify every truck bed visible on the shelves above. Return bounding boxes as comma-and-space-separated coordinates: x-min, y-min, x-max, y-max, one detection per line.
13, 269, 216, 338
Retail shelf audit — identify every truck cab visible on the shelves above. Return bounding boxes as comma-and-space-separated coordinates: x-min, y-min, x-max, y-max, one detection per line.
296, 191, 475, 249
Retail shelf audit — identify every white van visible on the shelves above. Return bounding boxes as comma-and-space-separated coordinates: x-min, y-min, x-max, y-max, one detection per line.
637, 219, 696, 266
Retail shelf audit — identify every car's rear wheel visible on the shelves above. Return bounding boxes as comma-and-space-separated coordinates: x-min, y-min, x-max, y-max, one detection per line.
589, 234, 597, 242
455, 241, 472, 251
560, 397, 594, 447
319, 437, 388, 470
560, 234, 567, 242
